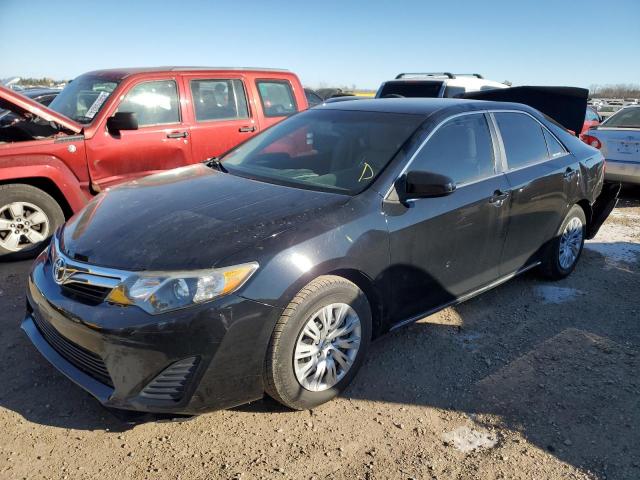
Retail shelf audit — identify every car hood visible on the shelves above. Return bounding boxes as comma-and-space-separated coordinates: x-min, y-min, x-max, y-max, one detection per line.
0, 84, 82, 133
60, 164, 349, 271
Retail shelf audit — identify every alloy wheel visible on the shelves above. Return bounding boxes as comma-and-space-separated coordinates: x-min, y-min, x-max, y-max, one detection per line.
559, 216, 583, 269
293, 303, 362, 392
0, 201, 50, 252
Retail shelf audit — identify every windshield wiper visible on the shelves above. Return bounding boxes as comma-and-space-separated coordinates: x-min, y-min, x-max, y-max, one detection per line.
204, 157, 228, 173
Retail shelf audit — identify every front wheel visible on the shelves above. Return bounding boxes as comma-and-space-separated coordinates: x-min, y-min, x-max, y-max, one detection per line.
540, 205, 587, 279
0, 184, 65, 260
264, 275, 372, 410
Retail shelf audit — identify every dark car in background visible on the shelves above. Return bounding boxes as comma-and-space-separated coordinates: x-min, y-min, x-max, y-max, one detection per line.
0, 87, 60, 124
304, 88, 324, 107
23, 97, 616, 415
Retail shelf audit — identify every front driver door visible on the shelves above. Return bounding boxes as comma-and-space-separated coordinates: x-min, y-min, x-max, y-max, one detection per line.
384, 113, 511, 323
86, 78, 192, 189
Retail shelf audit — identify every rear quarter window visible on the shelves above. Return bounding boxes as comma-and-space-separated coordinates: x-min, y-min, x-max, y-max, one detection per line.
256, 80, 297, 117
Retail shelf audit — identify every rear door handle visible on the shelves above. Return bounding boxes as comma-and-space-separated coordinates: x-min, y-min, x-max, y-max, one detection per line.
563, 167, 577, 179
239, 126, 256, 133
166, 131, 188, 139
489, 190, 510, 204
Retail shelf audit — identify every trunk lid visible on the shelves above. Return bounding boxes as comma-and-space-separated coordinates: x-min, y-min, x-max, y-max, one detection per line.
464, 86, 589, 136
0, 85, 82, 134
592, 128, 640, 163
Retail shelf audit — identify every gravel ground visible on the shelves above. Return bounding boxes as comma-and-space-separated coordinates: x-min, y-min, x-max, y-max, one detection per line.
1, 189, 638, 480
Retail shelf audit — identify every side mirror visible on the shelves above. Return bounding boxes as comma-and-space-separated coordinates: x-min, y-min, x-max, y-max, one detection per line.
399, 171, 456, 200
107, 112, 138, 135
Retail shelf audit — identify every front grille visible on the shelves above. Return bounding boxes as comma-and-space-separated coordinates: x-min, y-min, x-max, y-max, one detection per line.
32, 312, 113, 387
140, 357, 199, 402
61, 282, 111, 304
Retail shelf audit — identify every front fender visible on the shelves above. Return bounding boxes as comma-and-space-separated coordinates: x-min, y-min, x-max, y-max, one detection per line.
0, 155, 90, 212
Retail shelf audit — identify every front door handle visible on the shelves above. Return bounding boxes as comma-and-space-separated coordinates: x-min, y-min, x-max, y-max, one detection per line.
489, 190, 510, 205
239, 126, 256, 133
166, 131, 188, 139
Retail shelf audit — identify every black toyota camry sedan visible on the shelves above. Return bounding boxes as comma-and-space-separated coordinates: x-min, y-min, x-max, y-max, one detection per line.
23, 97, 618, 414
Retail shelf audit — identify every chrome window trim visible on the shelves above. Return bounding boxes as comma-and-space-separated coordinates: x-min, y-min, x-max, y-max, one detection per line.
384, 108, 570, 200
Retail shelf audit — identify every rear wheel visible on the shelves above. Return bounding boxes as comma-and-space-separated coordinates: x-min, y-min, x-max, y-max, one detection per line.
540, 205, 586, 279
264, 275, 372, 410
0, 184, 64, 259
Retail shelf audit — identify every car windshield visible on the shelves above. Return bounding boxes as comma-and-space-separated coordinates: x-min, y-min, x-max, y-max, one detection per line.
47, 75, 120, 124
602, 108, 640, 128
221, 109, 423, 194
378, 81, 443, 98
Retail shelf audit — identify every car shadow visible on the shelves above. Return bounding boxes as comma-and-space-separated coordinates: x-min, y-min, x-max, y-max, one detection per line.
0, 245, 638, 478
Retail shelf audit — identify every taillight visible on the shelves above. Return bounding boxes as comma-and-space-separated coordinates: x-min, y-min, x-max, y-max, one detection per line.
582, 134, 602, 149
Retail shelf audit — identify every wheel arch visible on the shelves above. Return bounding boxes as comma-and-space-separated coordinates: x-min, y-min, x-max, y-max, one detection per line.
0, 159, 89, 216
0, 177, 73, 218
325, 268, 385, 338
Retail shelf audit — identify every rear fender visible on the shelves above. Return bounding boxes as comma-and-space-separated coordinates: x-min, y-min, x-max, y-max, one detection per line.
586, 181, 621, 239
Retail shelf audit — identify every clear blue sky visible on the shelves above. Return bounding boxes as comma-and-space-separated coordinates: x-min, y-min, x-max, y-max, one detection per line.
1, 0, 638, 89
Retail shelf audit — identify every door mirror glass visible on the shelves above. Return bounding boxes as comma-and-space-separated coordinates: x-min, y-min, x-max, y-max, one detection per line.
107, 112, 138, 135
401, 170, 456, 200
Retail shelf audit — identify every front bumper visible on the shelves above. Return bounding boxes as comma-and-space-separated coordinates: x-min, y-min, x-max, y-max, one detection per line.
605, 159, 640, 184
23, 251, 282, 414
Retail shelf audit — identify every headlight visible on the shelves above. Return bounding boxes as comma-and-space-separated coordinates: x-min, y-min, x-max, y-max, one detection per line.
106, 262, 259, 314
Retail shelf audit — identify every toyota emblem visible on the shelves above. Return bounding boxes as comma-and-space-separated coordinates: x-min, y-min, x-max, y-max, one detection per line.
53, 257, 67, 284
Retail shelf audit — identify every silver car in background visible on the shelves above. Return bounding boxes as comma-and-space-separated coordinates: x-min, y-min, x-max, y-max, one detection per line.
583, 105, 640, 184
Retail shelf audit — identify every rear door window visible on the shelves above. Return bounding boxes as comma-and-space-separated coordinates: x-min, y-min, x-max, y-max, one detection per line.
190, 79, 249, 121
494, 112, 549, 169
411, 113, 495, 185
256, 80, 297, 117
117, 80, 180, 126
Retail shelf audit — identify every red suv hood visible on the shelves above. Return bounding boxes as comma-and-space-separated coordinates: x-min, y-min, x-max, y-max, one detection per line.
0, 85, 82, 134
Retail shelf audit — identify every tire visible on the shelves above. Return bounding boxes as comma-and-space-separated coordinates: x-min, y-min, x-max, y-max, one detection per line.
264, 275, 372, 410
540, 205, 587, 280
0, 184, 65, 260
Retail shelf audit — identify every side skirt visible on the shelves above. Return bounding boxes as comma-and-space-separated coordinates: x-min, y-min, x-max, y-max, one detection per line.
389, 261, 542, 332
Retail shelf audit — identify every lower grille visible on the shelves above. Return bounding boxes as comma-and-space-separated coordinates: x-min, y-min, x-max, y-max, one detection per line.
140, 357, 199, 402
32, 312, 113, 387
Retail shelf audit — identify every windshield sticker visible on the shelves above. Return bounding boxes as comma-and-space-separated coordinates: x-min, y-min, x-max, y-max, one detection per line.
84, 91, 110, 119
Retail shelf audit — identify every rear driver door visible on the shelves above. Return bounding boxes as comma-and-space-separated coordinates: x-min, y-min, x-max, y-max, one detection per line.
494, 111, 575, 275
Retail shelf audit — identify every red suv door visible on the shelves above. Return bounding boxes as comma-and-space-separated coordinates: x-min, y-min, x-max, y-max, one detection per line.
182, 74, 260, 161
85, 77, 193, 189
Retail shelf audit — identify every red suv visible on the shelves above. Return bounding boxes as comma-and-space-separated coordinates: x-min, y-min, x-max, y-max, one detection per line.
0, 67, 307, 257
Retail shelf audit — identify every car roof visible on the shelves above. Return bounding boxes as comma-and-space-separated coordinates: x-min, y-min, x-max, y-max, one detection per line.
81, 66, 291, 79
315, 97, 530, 117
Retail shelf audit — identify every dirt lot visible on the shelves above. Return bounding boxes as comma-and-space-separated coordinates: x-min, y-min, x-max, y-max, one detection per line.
1, 189, 638, 480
